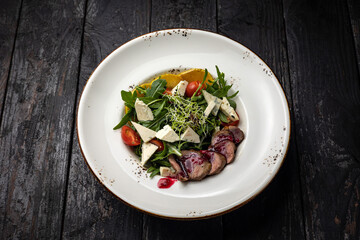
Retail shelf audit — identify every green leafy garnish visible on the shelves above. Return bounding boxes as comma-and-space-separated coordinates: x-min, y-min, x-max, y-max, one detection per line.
145, 79, 167, 98
113, 108, 134, 130
121, 90, 137, 108
167, 143, 182, 157
218, 111, 229, 123
206, 65, 238, 99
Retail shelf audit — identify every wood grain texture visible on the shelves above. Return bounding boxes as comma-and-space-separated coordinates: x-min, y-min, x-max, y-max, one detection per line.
0, 0, 85, 238
143, 215, 222, 240
283, 0, 360, 239
0, 0, 21, 121
347, 0, 360, 72
218, 0, 305, 239
151, 0, 216, 31
61, 0, 149, 239
141, 2, 223, 240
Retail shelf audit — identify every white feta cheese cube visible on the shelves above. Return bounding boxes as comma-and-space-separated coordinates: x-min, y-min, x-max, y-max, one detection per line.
180, 126, 200, 143
220, 97, 239, 121
202, 90, 221, 115
155, 125, 180, 142
141, 142, 158, 166
171, 80, 188, 96
160, 166, 175, 177
204, 101, 216, 118
131, 121, 156, 142
135, 98, 154, 121
212, 97, 221, 115
202, 90, 214, 103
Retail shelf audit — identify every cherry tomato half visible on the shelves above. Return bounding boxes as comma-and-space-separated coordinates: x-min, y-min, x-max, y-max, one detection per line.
185, 81, 206, 97
163, 88, 172, 95
150, 139, 164, 152
121, 126, 141, 146
221, 112, 240, 127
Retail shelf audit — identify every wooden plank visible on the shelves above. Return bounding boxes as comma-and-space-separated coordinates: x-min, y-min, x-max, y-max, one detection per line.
283, 0, 360, 239
347, 0, 360, 72
0, 0, 21, 120
218, 0, 305, 239
61, 0, 149, 239
0, 0, 85, 239
143, 216, 222, 240
141, 1, 222, 240
150, 0, 216, 31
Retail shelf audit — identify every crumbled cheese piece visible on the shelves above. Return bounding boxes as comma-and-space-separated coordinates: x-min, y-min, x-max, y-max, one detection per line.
171, 80, 188, 96
220, 97, 239, 121
212, 98, 221, 115
141, 142, 158, 165
131, 121, 156, 142
204, 101, 216, 118
202, 90, 221, 115
135, 98, 154, 121
160, 166, 175, 177
180, 126, 200, 143
155, 125, 180, 142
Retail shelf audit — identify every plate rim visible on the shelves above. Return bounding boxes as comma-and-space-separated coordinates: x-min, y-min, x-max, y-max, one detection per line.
76, 28, 291, 220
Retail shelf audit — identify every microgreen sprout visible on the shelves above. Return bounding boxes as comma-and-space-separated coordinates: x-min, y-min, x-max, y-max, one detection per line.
164, 95, 208, 136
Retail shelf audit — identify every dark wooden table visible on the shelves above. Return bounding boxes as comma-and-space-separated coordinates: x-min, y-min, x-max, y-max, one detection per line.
1, 0, 359, 239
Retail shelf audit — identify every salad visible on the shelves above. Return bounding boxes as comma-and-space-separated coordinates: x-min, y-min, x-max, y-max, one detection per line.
114, 66, 244, 181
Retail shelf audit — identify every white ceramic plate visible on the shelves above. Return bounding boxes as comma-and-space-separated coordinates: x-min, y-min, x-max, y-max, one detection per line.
77, 29, 290, 219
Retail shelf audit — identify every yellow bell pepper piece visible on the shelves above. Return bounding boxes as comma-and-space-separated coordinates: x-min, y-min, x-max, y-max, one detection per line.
178, 68, 214, 85
150, 74, 183, 88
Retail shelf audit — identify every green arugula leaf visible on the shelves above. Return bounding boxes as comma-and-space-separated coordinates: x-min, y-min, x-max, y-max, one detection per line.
150, 168, 160, 178
216, 65, 226, 88
228, 98, 237, 109
190, 95, 203, 102
134, 144, 142, 157
212, 85, 232, 98
141, 109, 167, 131
125, 102, 135, 109
150, 101, 165, 108
151, 143, 168, 161
138, 97, 157, 104
145, 79, 167, 98
113, 108, 134, 130
147, 166, 156, 173
147, 99, 163, 106
218, 111, 229, 123
121, 90, 137, 107
228, 90, 239, 99
155, 160, 171, 167
153, 100, 166, 117
167, 143, 182, 157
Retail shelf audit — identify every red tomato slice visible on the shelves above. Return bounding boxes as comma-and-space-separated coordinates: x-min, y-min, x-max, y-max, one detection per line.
121, 126, 141, 146
150, 139, 164, 152
185, 81, 206, 97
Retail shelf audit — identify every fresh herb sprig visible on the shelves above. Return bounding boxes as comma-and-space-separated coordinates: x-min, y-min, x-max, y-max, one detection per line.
206, 66, 239, 108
